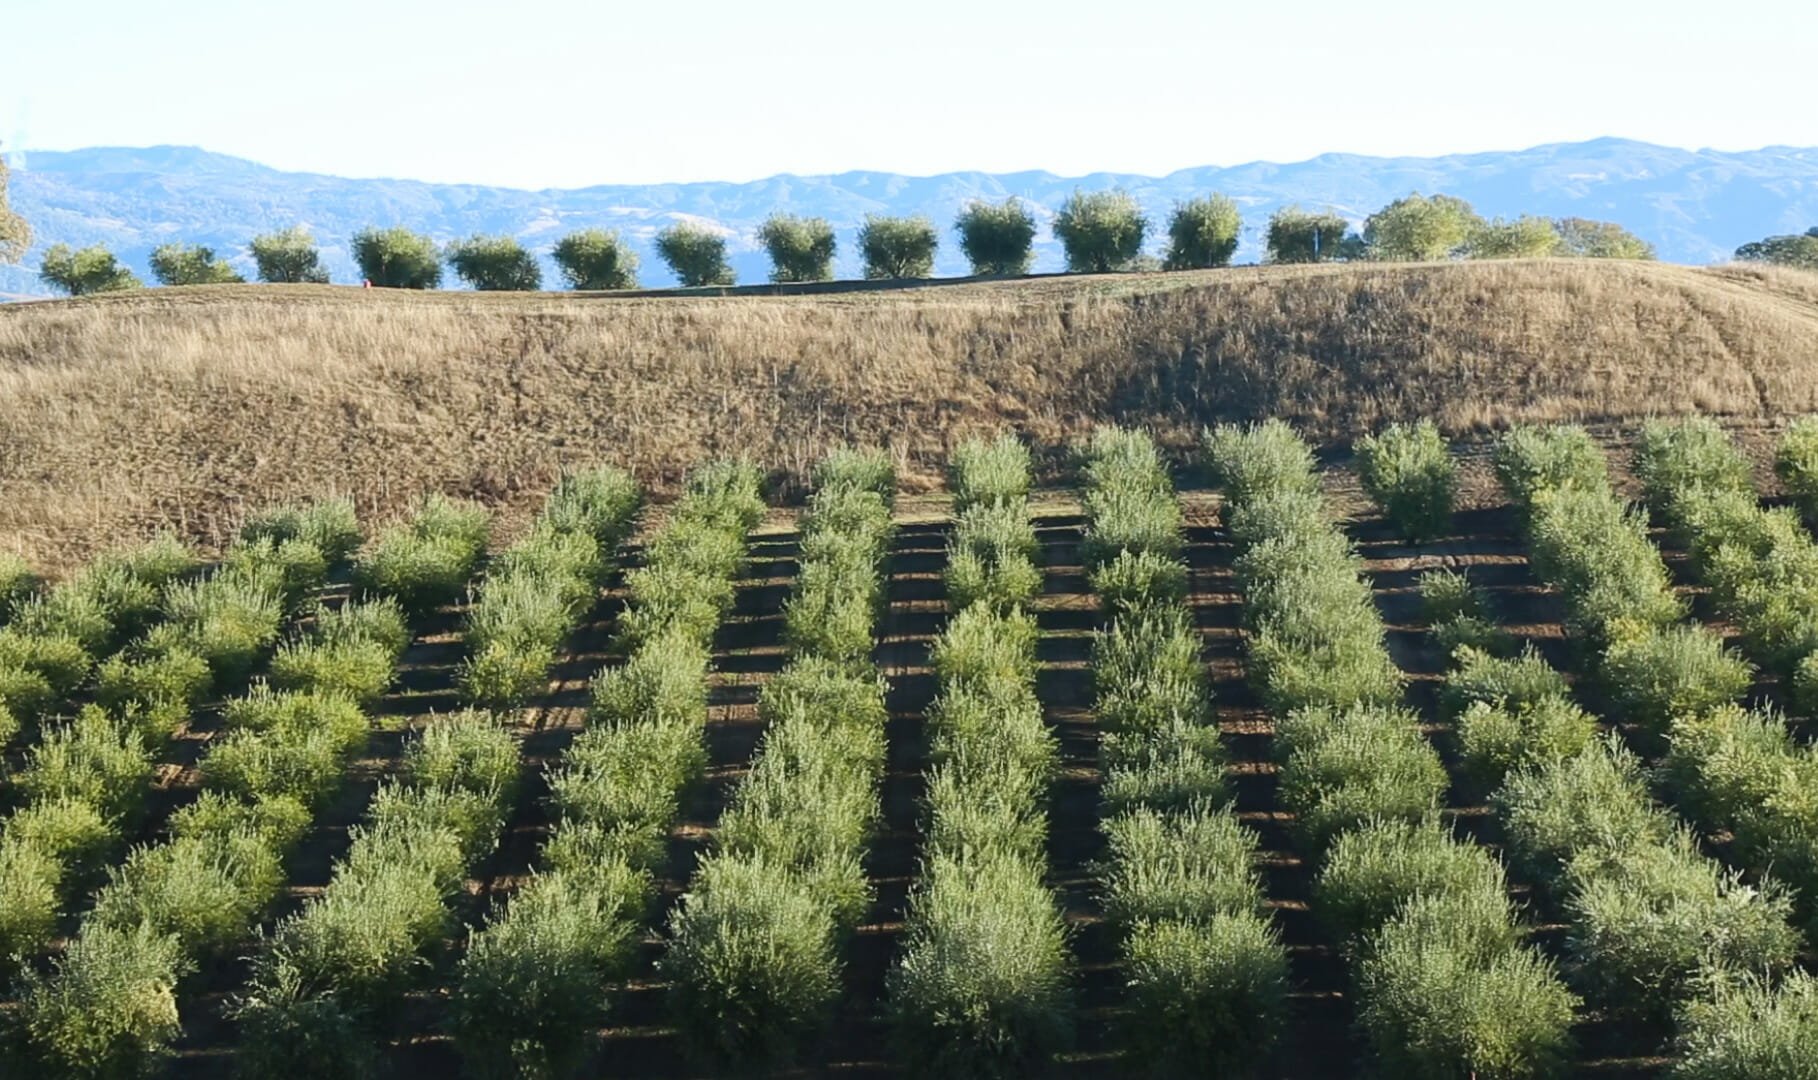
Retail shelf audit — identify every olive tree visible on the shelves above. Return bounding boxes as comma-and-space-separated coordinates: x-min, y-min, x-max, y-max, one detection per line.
551, 228, 638, 289
1555, 218, 1655, 260
8, 921, 189, 1078
655, 223, 736, 287
1164, 195, 1242, 270
0, 145, 29, 265
39, 243, 141, 295
249, 227, 330, 284
758, 213, 836, 283
351, 226, 442, 288
954, 199, 1036, 276
1052, 189, 1148, 273
1735, 230, 1818, 270
445, 234, 542, 291
1266, 208, 1353, 263
1363, 193, 1482, 261
857, 215, 938, 279
148, 243, 243, 286
1467, 216, 1562, 259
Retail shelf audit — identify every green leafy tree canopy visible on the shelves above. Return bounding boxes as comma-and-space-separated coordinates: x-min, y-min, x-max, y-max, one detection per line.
1554, 218, 1655, 260
1735, 230, 1818, 270
1052, 189, 1148, 273
445, 234, 542, 291
148, 243, 244, 286
1467, 215, 1563, 260
655, 223, 736, 287
857, 215, 938, 279
350, 226, 443, 289
757, 213, 836, 283
1266, 207, 1353, 264
39, 243, 142, 296
1164, 194, 1242, 270
551, 229, 639, 289
0, 145, 29, 265
954, 198, 1036, 276
1363, 193, 1482, 261
249, 228, 330, 284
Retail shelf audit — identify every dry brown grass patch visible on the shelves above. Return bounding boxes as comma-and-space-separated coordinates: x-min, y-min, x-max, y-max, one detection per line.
1, 260, 1814, 572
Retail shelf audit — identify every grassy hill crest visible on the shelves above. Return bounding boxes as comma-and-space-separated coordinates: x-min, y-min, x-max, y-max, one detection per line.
1, 258, 1814, 569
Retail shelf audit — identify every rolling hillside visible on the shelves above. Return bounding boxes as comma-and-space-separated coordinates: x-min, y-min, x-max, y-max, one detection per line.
1, 258, 1815, 570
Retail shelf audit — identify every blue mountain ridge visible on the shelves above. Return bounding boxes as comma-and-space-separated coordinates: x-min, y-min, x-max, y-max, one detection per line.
3, 137, 1814, 296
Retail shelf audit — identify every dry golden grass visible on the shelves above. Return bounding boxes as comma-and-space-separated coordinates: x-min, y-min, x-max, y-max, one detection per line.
1, 259, 1814, 572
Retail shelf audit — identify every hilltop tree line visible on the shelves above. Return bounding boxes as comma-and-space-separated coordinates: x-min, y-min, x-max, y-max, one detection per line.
1735, 227, 1818, 270
0, 143, 1810, 292
17, 179, 1770, 298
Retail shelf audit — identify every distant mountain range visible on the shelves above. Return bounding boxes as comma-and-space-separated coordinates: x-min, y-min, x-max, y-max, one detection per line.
3, 138, 1816, 296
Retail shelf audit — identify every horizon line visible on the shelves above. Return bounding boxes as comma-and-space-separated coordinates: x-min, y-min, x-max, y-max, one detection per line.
10, 135, 1816, 195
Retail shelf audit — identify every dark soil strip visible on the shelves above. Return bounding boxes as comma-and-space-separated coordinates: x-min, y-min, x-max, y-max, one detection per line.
1185, 509, 1367, 1069
1030, 510, 1118, 1073
820, 515, 948, 1074
586, 526, 800, 1075
1182, 495, 1363, 1080
466, 571, 631, 905
389, 567, 637, 1071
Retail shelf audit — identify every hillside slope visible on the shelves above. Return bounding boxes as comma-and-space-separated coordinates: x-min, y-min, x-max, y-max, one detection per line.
1, 259, 1815, 570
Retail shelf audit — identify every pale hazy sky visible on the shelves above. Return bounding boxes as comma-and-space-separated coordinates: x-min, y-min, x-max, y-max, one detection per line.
4, 0, 1812, 188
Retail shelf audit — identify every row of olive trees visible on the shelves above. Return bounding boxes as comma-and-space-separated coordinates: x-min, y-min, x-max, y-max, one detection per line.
626, 194, 1652, 281
731, 193, 1246, 284
35, 226, 573, 295
29, 191, 1661, 297
426, 194, 1245, 290
1263, 195, 1657, 263
36, 229, 325, 295
33, 195, 1191, 295
1735, 226, 1818, 269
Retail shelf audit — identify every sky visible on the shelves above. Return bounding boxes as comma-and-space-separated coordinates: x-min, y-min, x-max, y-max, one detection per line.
4, 0, 1814, 189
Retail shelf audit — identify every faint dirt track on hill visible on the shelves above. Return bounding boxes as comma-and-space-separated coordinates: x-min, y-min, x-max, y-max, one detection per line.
1, 260, 1816, 572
